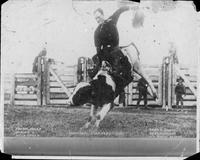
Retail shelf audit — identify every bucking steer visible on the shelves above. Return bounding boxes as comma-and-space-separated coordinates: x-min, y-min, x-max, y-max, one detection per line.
66, 43, 157, 129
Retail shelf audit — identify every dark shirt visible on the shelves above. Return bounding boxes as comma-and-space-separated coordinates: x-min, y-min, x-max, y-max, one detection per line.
175, 83, 185, 95
138, 78, 148, 93
32, 49, 47, 73
94, 7, 129, 53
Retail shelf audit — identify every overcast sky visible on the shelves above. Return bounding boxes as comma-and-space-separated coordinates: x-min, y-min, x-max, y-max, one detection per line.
1, 0, 199, 73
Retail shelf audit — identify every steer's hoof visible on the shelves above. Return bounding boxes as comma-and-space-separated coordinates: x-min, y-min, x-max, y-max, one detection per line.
80, 122, 91, 131
90, 125, 99, 132
66, 99, 73, 106
80, 126, 88, 132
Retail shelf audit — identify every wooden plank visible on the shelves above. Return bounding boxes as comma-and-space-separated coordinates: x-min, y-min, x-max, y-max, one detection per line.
50, 99, 68, 104
14, 101, 38, 105
49, 81, 75, 87
50, 70, 75, 76
147, 101, 160, 105
53, 70, 75, 75
50, 88, 65, 93
131, 94, 157, 100
129, 101, 196, 107
50, 64, 75, 69
15, 74, 37, 78
50, 87, 74, 93
185, 75, 197, 82
185, 82, 197, 88
4, 100, 11, 104
50, 75, 75, 81
179, 101, 196, 106
15, 81, 37, 86
50, 93, 68, 99
132, 85, 159, 90
183, 95, 196, 101
142, 64, 160, 68
180, 71, 197, 77
15, 94, 37, 99
133, 78, 159, 83
144, 70, 160, 75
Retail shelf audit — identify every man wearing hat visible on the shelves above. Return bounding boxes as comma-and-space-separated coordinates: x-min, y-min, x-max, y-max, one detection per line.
91, 6, 133, 96
175, 77, 186, 110
136, 77, 149, 109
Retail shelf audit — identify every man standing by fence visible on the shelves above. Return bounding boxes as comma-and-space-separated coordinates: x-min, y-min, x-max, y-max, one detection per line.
175, 77, 186, 110
136, 77, 148, 109
32, 47, 47, 74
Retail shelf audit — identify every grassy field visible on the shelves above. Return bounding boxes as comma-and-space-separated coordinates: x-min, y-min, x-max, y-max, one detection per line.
4, 105, 196, 138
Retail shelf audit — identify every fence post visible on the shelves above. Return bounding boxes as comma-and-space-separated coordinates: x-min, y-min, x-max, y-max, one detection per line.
45, 59, 50, 105
158, 66, 162, 105
40, 57, 45, 105
11, 73, 15, 106
172, 56, 177, 106
41, 57, 50, 105
162, 58, 166, 109
167, 56, 172, 109
37, 56, 42, 106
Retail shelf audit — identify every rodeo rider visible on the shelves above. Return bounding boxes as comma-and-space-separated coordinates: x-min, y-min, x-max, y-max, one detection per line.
89, 6, 133, 97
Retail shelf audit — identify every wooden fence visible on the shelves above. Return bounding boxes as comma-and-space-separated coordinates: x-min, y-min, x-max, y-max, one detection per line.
3, 56, 197, 107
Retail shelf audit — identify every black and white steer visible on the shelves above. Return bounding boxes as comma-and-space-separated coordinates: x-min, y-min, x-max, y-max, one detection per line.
67, 61, 116, 128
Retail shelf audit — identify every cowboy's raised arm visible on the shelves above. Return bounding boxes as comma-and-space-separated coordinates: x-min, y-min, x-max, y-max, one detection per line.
108, 6, 130, 25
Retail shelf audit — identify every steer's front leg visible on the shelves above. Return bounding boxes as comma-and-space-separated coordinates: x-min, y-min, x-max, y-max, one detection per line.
82, 105, 97, 129
94, 103, 112, 128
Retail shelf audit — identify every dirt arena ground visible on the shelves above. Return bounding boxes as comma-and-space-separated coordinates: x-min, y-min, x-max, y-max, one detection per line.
4, 105, 196, 138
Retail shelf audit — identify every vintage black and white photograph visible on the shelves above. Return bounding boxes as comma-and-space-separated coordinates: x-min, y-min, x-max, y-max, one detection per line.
1, 0, 199, 158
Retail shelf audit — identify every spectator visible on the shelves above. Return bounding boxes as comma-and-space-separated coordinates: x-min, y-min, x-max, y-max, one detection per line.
32, 47, 47, 74
136, 77, 148, 109
175, 77, 186, 110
